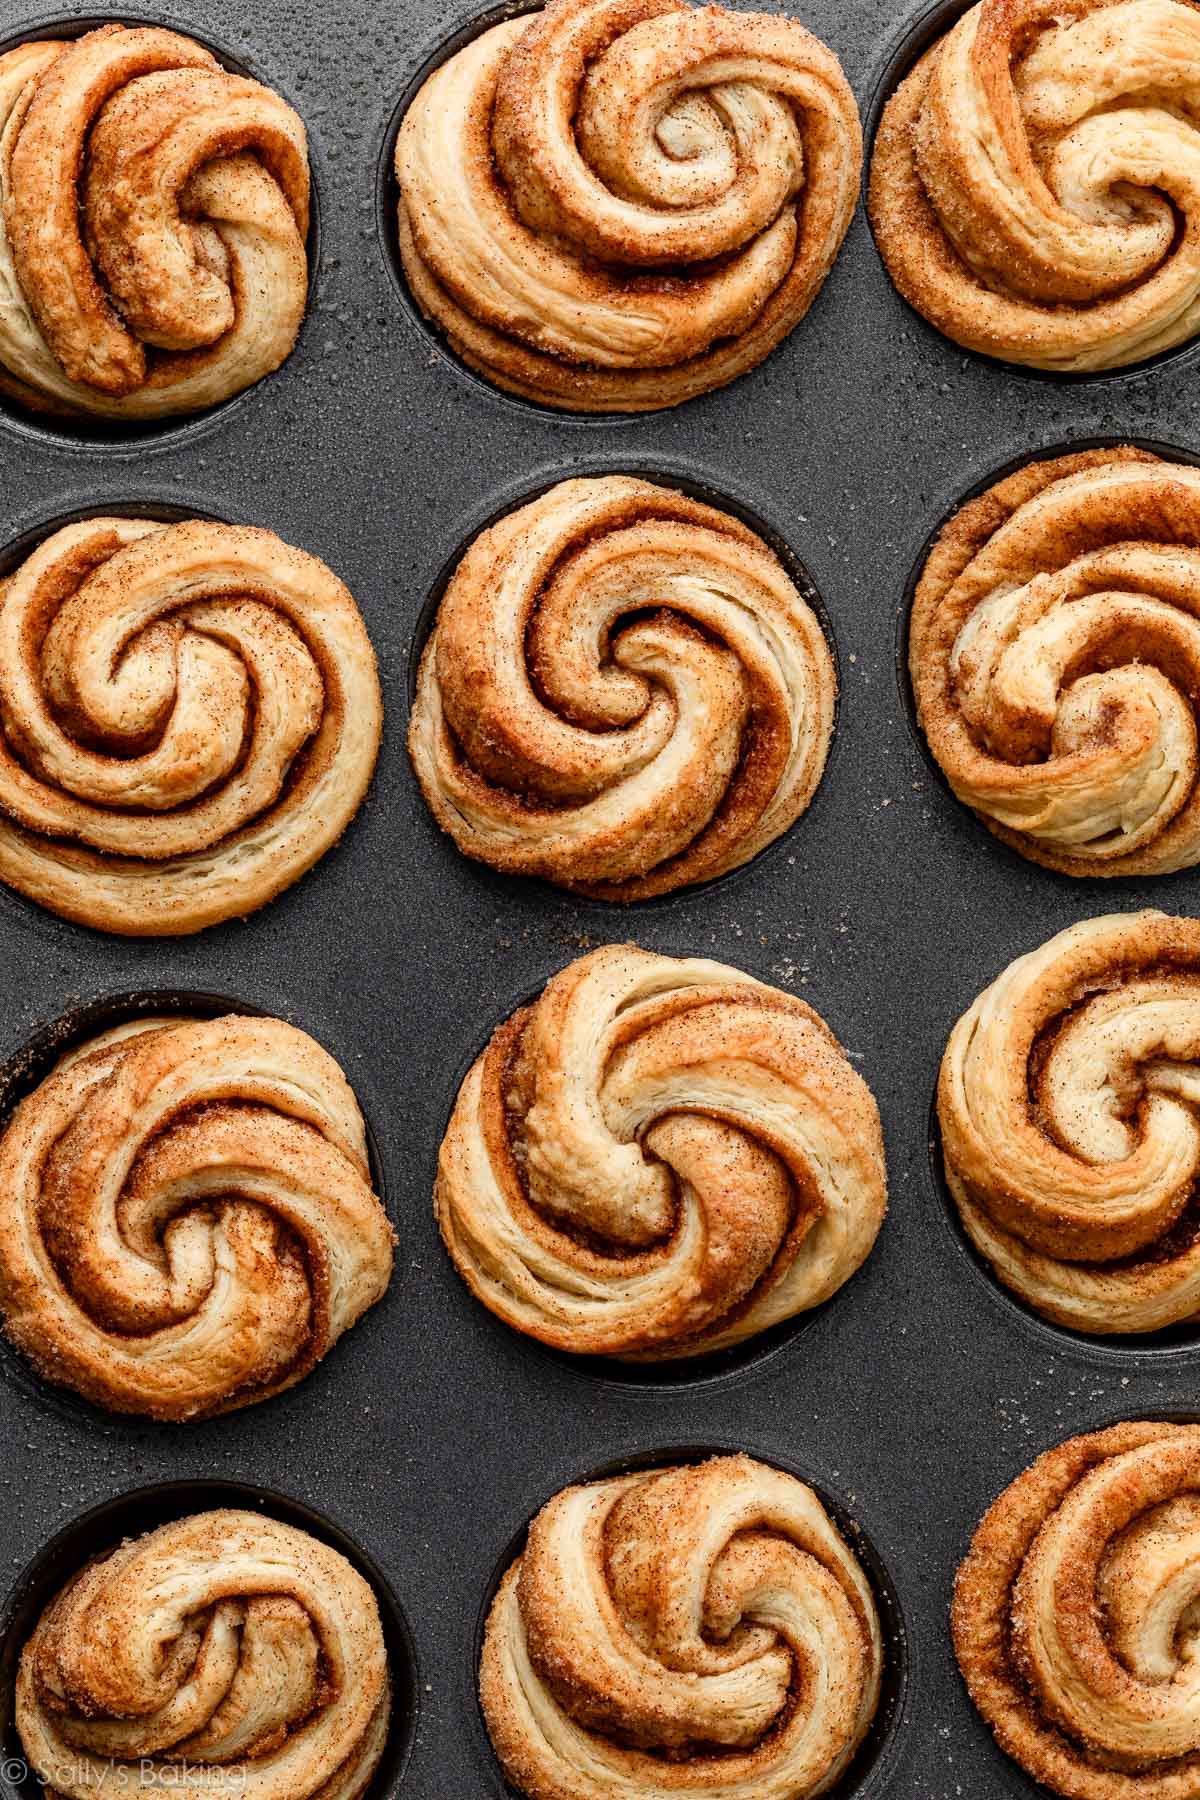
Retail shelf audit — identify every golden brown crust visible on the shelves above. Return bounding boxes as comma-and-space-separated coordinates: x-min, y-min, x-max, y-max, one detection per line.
395, 0, 862, 412
16, 1509, 390, 1800
0, 24, 313, 419
954, 1422, 1200, 1799
939, 910, 1200, 1334
408, 476, 836, 898
0, 515, 382, 935
910, 445, 1200, 877
0, 23, 309, 419
481, 1455, 882, 1800
0, 1014, 395, 1418
435, 943, 887, 1359
869, 0, 1200, 372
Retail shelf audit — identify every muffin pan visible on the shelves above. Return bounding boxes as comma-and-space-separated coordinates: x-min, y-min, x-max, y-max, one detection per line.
0, 0, 1197, 1795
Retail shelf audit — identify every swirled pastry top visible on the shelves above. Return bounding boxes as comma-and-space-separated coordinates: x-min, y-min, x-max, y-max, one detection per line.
0, 515, 381, 935
436, 944, 887, 1359
955, 1421, 1200, 1799
409, 477, 836, 899
17, 1509, 390, 1800
869, 0, 1200, 372
394, 0, 862, 411
481, 1454, 883, 1800
0, 23, 310, 420
939, 911, 1200, 1336
909, 446, 1200, 877
0, 1013, 394, 1419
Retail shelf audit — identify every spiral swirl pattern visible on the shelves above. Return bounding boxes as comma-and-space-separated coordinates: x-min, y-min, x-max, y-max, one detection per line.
0, 1013, 395, 1418
939, 911, 1200, 1335
909, 446, 1200, 876
395, 0, 862, 411
16, 1509, 390, 1800
954, 1421, 1200, 1799
436, 944, 887, 1359
0, 23, 309, 421
409, 477, 836, 899
481, 1454, 882, 1800
869, 0, 1200, 371
0, 515, 381, 935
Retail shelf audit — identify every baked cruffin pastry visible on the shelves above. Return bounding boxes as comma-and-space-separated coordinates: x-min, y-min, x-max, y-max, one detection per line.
394, 0, 862, 411
16, 1509, 390, 1800
939, 910, 1200, 1335
910, 445, 1200, 877
869, 0, 1200, 372
409, 477, 836, 899
481, 1454, 883, 1800
0, 23, 309, 421
0, 515, 382, 934
436, 944, 887, 1358
955, 1420, 1200, 1798
0, 1013, 395, 1418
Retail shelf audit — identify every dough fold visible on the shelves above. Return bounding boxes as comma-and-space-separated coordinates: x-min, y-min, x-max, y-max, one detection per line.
0, 24, 309, 418
955, 1421, 1200, 1798
0, 516, 381, 934
870, 0, 1200, 371
910, 447, 1200, 877
436, 943, 887, 1359
0, 1014, 395, 1417
940, 910, 1200, 1334
396, 0, 861, 410
482, 1454, 883, 1800
16, 1508, 390, 1800
409, 475, 836, 899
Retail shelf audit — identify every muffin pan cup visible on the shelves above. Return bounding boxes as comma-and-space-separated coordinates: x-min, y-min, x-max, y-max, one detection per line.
0, 0, 1197, 1795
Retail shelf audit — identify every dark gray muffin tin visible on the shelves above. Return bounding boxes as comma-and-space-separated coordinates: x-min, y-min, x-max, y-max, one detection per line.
0, 0, 1196, 1795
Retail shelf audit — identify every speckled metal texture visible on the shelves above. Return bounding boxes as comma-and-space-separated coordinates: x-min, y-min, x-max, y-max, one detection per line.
0, 0, 1196, 1796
